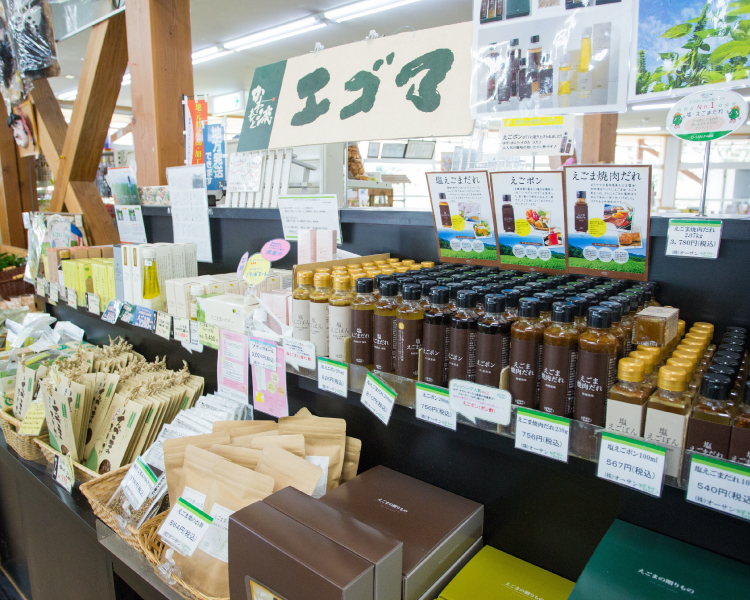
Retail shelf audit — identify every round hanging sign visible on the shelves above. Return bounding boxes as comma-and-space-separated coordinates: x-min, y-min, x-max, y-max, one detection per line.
261, 239, 291, 262
667, 90, 748, 142
243, 253, 271, 285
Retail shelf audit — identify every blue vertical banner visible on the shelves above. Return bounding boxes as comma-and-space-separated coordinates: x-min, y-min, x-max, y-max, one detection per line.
204, 123, 226, 191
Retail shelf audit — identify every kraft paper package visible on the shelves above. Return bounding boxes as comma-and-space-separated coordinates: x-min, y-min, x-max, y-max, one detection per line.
251, 434, 306, 457
254, 445, 323, 495
226, 421, 278, 440
173, 446, 275, 598
209, 445, 263, 470
163, 432, 230, 503
342, 437, 362, 484
230, 429, 278, 448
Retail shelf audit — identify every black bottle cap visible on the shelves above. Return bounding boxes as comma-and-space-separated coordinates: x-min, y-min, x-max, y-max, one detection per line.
718, 343, 744, 355
588, 306, 612, 329
374, 274, 392, 289
380, 280, 398, 297
518, 297, 540, 319
435, 277, 452, 286
566, 296, 588, 318
576, 191, 586, 199
722, 333, 746, 346
447, 282, 465, 300
451, 274, 467, 283
579, 292, 597, 306
570, 282, 587, 293
588, 288, 606, 302
644, 281, 659, 293
707, 364, 736, 377
624, 287, 644, 306
600, 300, 622, 323
530, 35, 540, 43
502, 289, 520, 308
457, 290, 477, 310
402, 283, 421, 301
511, 38, 519, 46
551, 301, 575, 323
411, 275, 430, 284
472, 285, 491, 302
550, 289, 566, 301
405, 270, 421, 276
713, 356, 740, 370
484, 294, 505, 314
637, 286, 653, 302
457, 265, 474, 272
532, 292, 553, 312
488, 284, 506, 295
396, 277, 415, 292
356, 278, 374, 294
611, 294, 637, 313
526, 281, 545, 293
461, 279, 479, 289
430, 286, 450, 305
700, 373, 732, 400
526, 273, 543, 281
420, 279, 438, 297
727, 326, 747, 334
715, 350, 742, 362
515, 285, 533, 296
502, 194, 512, 202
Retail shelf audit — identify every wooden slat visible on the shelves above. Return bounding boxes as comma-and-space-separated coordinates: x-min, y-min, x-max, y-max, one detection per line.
581, 114, 618, 164
29, 78, 68, 177
126, 0, 194, 186
0, 100, 25, 247
65, 181, 118, 245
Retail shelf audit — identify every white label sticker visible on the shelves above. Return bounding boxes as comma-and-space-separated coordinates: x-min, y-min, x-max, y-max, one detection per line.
306, 456, 330, 499
597, 432, 666, 498
158, 497, 213, 557
155, 312, 172, 340
190, 321, 201, 346
67, 287, 77, 308
49, 282, 59, 305
174, 317, 191, 343
122, 457, 159, 511
87, 293, 100, 315
416, 382, 456, 430
249, 337, 278, 371
686, 454, 750, 521
181, 486, 207, 510
361, 372, 396, 426
515, 407, 570, 463
36, 277, 46, 297
284, 337, 316, 370
53, 454, 74, 493
317, 357, 348, 398
449, 380, 512, 426
666, 219, 722, 259
199, 504, 234, 563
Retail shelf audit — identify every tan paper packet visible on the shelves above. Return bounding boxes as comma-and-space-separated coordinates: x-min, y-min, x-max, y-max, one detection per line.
254, 445, 322, 495
341, 437, 362, 484
230, 429, 278, 448
250, 434, 305, 457
209, 445, 263, 470
227, 421, 278, 439
163, 432, 230, 503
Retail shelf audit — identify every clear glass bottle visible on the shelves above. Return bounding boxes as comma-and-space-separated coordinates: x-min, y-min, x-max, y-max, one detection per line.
539, 302, 578, 417
292, 270, 314, 340
644, 367, 691, 468
329, 276, 352, 362
558, 52, 571, 96
476, 294, 511, 388
373, 280, 399, 373
606, 357, 649, 436
189, 284, 205, 321
577, 26, 592, 97
528, 35, 542, 94
351, 277, 375, 368
630, 350, 658, 394
448, 291, 479, 383
309, 273, 332, 357
142, 247, 161, 302
509, 297, 544, 408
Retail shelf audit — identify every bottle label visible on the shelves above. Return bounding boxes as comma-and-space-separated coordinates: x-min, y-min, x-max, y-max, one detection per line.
574, 204, 588, 232
423, 322, 447, 386
577, 71, 592, 92
292, 298, 310, 341
351, 308, 374, 366
509, 338, 542, 407
448, 328, 478, 382
685, 417, 731, 459
643, 407, 689, 478
373, 314, 395, 372
475, 331, 505, 387
309, 302, 329, 357
605, 398, 647, 437
396, 318, 423, 379
573, 350, 616, 427
539, 344, 577, 417
328, 305, 352, 362
729, 427, 750, 465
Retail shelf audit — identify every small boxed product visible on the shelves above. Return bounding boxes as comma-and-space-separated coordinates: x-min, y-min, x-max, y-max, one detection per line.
229, 501, 375, 600
316, 229, 337, 262
633, 307, 679, 347
320, 466, 484, 600
197, 293, 257, 333
263, 487, 403, 600
298, 229, 317, 265
437, 546, 574, 600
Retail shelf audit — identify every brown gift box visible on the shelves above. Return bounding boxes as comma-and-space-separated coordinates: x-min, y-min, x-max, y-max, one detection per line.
229, 501, 374, 600
320, 466, 483, 600
264, 487, 403, 600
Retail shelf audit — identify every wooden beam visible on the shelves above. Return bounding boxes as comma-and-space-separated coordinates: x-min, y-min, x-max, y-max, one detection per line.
0, 100, 26, 247
65, 181, 119, 245
581, 114, 618, 164
126, 0, 194, 186
29, 78, 67, 177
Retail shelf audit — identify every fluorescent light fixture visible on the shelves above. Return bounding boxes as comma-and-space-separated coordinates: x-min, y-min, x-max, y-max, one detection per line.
57, 90, 78, 101
225, 17, 324, 50
325, 0, 422, 22
193, 50, 234, 65
616, 126, 662, 133
631, 103, 674, 111
192, 46, 220, 60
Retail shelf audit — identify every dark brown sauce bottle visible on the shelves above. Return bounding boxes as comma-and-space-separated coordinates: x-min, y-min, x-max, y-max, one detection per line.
475, 294, 511, 387
539, 302, 578, 417
422, 286, 451, 387
574, 191, 588, 232
501, 289, 520, 324
600, 300, 626, 361
373, 280, 399, 373
396, 284, 423, 379
448, 291, 478, 382
574, 306, 617, 426
509, 297, 545, 407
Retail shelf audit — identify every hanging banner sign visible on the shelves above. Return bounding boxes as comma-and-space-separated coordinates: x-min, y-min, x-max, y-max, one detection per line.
426, 171, 500, 266
185, 98, 208, 165
666, 90, 748, 142
238, 22, 473, 151
564, 165, 651, 281
203, 123, 226, 191
500, 116, 574, 156
490, 170, 567, 274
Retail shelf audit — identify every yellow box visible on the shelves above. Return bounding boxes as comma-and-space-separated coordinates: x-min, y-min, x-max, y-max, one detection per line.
75, 259, 94, 306
107, 264, 116, 301
91, 262, 110, 306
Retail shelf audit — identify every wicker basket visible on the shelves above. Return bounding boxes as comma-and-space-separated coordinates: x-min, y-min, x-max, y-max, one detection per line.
139, 512, 229, 600
0, 406, 45, 461
34, 436, 100, 483
79, 464, 144, 551
0, 266, 33, 299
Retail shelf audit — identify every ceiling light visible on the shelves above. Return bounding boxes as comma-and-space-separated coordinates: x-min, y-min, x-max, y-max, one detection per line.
631, 103, 674, 111
192, 50, 234, 65
225, 17, 323, 50
616, 126, 662, 133
65, 74, 75, 79
325, 0, 422, 22
57, 90, 78, 101
192, 46, 220, 60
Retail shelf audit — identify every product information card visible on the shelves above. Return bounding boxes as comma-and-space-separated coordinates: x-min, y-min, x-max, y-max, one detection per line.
490, 170, 567, 273
416, 382, 456, 431
597, 431, 666, 498
426, 171, 500, 266
686, 454, 750, 521
666, 219, 722, 259
252, 342, 288, 419
515, 407, 570, 462
218, 330, 249, 405
318, 357, 348, 398
449, 380, 512, 426
277, 195, 342, 245
564, 165, 651, 280
360, 372, 397, 426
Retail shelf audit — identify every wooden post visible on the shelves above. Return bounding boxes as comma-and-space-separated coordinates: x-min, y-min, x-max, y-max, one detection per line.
126, 0, 194, 186
581, 114, 618, 164
0, 99, 26, 247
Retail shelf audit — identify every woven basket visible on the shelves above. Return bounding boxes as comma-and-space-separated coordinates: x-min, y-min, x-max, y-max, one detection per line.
79, 464, 144, 551
34, 436, 100, 483
139, 512, 229, 600
0, 406, 45, 461
0, 266, 33, 299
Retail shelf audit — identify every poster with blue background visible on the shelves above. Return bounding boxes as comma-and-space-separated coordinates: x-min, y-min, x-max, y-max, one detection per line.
204, 123, 226, 191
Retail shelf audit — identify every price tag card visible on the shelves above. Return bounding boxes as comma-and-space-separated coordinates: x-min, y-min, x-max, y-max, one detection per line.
515, 407, 570, 463
686, 454, 750, 521
448, 380, 512, 426
101, 300, 123, 324
173, 317, 191, 343
18, 400, 46, 436
155, 311, 172, 340
86, 293, 100, 315
597, 431, 666, 498
53, 454, 75, 493
415, 382, 456, 430
284, 337, 316, 371
48, 282, 59, 305
318, 357, 348, 398
198, 322, 220, 349
361, 372, 396, 426
58, 285, 67, 302
250, 337, 278, 370
35, 277, 46, 297
666, 219, 722, 259
133, 306, 156, 331
157, 497, 213, 557
120, 302, 136, 324
122, 457, 159, 511
66, 287, 77, 308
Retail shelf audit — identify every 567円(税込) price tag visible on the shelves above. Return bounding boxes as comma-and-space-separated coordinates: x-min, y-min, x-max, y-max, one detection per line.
317, 357, 348, 398
157, 497, 213, 557
686, 454, 750, 521
515, 407, 570, 463
597, 431, 666, 498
